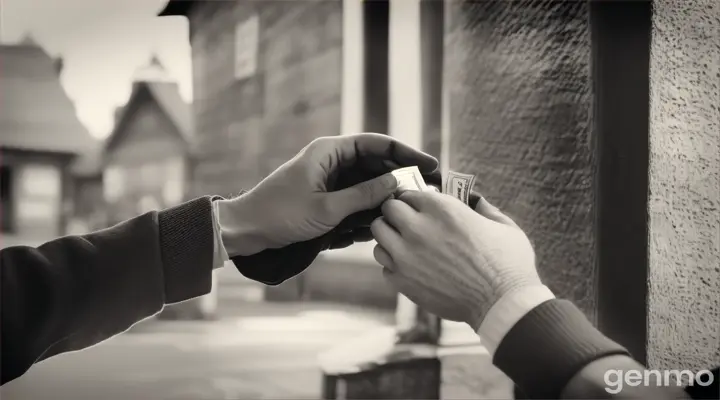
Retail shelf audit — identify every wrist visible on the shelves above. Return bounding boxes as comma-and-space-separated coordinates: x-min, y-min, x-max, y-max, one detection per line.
475, 284, 555, 356
216, 197, 270, 257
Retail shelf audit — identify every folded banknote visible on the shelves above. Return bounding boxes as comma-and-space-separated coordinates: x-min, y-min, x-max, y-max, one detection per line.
390, 166, 429, 193
389, 166, 477, 207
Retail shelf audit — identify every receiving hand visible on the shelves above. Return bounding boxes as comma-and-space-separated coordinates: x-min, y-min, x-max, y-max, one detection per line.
372, 191, 540, 330
219, 133, 438, 284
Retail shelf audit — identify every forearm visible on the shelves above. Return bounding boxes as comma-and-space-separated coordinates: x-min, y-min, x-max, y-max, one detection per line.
0, 197, 217, 384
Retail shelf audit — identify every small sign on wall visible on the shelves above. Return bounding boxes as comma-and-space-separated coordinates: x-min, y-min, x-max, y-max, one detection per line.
234, 15, 259, 80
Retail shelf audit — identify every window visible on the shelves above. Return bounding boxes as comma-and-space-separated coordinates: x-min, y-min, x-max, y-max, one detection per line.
17, 199, 56, 220
15, 165, 61, 225
234, 15, 259, 80
104, 165, 125, 202
21, 165, 61, 198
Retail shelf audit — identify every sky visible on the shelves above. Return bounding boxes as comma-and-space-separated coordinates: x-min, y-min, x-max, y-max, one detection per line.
1, 0, 192, 139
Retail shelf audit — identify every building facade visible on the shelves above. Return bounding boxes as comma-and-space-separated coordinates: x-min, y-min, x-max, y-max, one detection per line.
0, 37, 97, 246
101, 78, 192, 225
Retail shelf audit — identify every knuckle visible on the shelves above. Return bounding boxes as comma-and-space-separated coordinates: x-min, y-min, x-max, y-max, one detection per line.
370, 217, 384, 234
315, 195, 337, 219
381, 198, 398, 216
306, 137, 331, 156
357, 181, 379, 203
403, 220, 424, 239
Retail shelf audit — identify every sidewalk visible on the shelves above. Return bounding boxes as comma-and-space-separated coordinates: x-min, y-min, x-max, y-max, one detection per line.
0, 298, 394, 400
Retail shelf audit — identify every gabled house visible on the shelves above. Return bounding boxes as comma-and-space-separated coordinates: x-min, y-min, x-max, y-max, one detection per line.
0, 36, 96, 244
101, 56, 194, 226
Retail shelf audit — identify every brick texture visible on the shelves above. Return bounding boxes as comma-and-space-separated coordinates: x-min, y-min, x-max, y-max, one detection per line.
188, 0, 342, 196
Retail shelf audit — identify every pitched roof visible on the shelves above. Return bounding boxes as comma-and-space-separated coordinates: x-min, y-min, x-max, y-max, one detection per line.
146, 81, 193, 140
0, 41, 95, 155
105, 80, 193, 152
157, 0, 195, 17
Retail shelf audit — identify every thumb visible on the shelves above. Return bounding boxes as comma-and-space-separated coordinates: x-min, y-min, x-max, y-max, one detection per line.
328, 173, 398, 217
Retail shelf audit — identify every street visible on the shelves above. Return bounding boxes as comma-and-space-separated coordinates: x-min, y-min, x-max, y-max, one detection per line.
0, 295, 394, 400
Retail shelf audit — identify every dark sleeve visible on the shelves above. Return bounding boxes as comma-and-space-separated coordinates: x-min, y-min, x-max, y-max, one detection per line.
493, 299, 631, 399
0, 196, 216, 385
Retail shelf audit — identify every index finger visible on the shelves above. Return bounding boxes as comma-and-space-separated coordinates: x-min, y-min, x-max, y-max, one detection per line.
396, 190, 442, 211
335, 133, 439, 173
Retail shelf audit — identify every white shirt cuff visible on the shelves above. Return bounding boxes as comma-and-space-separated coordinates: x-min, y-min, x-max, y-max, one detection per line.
211, 200, 230, 269
477, 284, 555, 357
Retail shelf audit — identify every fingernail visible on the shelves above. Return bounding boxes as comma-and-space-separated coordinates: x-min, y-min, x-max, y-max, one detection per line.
382, 174, 398, 190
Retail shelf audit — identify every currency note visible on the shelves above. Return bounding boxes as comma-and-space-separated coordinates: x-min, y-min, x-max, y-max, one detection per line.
390, 166, 428, 193
444, 170, 476, 205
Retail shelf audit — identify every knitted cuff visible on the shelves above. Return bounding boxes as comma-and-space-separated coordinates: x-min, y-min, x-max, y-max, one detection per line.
494, 299, 631, 399
157, 196, 215, 303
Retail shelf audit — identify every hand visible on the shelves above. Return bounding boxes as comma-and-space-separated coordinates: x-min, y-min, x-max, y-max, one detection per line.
218, 133, 438, 284
372, 191, 540, 330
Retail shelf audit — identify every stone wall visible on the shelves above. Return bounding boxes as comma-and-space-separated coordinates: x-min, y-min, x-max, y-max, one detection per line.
188, 0, 342, 197
647, 0, 720, 371
444, 0, 594, 313
442, 1, 593, 396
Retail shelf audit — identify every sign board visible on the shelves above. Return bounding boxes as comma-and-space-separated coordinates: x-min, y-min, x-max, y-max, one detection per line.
234, 15, 259, 80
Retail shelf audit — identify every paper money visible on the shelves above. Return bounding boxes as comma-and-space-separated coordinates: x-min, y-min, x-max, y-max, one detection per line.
444, 170, 476, 205
390, 166, 428, 193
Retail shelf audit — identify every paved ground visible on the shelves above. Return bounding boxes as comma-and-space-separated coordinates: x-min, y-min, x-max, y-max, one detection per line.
0, 295, 394, 400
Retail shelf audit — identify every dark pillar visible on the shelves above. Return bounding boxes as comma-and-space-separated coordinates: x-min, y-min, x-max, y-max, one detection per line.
363, 0, 390, 134
591, 0, 652, 364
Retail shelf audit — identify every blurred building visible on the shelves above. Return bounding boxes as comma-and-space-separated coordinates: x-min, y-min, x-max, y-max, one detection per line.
96, 56, 213, 320
67, 145, 104, 234
161, 0, 344, 196
0, 36, 97, 245
158, 0, 394, 301
100, 56, 193, 225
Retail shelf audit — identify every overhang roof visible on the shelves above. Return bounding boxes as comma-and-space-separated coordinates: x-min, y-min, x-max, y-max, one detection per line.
158, 0, 196, 17
104, 80, 193, 152
0, 40, 95, 155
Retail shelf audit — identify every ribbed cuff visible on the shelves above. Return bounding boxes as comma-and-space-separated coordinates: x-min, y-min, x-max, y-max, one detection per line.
157, 196, 215, 304
494, 299, 631, 399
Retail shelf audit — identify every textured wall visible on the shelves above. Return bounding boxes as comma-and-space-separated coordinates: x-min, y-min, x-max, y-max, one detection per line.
444, 0, 595, 314
442, 2, 592, 396
189, 0, 342, 197
647, 0, 720, 370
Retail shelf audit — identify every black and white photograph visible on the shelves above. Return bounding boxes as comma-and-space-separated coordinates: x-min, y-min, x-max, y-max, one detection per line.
0, 0, 718, 399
